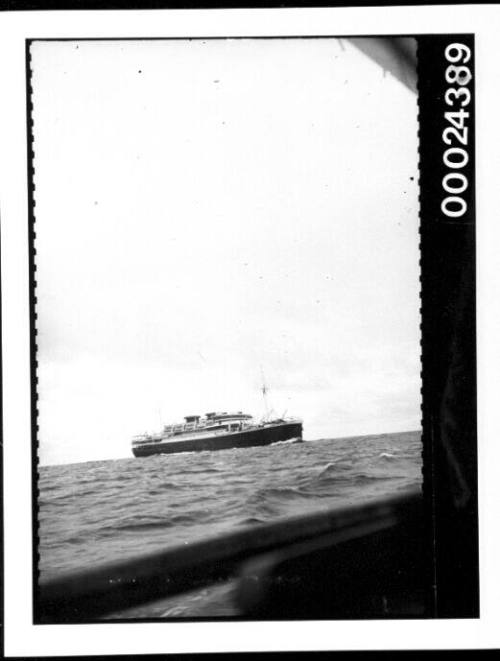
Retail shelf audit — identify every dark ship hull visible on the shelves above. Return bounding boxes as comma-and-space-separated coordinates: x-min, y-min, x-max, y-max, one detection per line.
132, 420, 302, 457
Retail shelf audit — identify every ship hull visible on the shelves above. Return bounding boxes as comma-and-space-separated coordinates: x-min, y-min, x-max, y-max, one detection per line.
132, 421, 302, 457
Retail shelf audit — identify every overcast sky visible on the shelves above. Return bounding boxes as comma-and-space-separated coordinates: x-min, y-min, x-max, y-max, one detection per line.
31, 38, 420, 466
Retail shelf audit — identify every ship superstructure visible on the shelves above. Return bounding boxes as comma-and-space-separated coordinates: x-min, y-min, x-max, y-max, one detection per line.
132, 410, 302, 457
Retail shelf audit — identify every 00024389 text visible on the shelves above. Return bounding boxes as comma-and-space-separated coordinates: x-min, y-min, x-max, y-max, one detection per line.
441, 42, 473, 219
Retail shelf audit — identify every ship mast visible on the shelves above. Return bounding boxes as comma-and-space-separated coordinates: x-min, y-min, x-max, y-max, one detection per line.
260, 367, 270, 421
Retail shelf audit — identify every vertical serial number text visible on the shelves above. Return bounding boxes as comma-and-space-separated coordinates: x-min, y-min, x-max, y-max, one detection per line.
441, 43, 472, 219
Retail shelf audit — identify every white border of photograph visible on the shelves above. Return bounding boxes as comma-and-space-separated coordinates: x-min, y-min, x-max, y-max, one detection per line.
1, 5, 499, 656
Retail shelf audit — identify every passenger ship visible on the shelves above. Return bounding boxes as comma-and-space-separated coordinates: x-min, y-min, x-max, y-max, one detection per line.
131, 410, 303, 457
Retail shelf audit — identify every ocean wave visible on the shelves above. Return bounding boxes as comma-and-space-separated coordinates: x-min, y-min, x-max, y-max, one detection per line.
39, 485, 103, 504
310, 469, 399, 488
147, 483, 183, 495
57, 533, 97, 546
38, 482, 63, 493
38, 430, 423, 584
249, 486, 310, 502
238, 485, 313, 518
96, 512, 205, 535
317, 460, 354, 476
237, 516, 267, 526
104, 520, 176, 534
352, 473, 396, 483
109, 473, 138, 483
271, 437, 303, 446
174, 467, 222, 475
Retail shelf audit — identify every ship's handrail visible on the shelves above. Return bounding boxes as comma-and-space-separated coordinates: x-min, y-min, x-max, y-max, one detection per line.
37, 489, 423, 623
140, 415, 300, 442
133, 420, 302, 444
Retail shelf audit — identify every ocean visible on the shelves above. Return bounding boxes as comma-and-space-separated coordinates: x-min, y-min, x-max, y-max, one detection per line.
38, 431, 422, 618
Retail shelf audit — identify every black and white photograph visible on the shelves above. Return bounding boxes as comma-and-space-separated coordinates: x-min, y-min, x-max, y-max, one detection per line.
32, 35, 423, 622
1, 4, 494, 657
